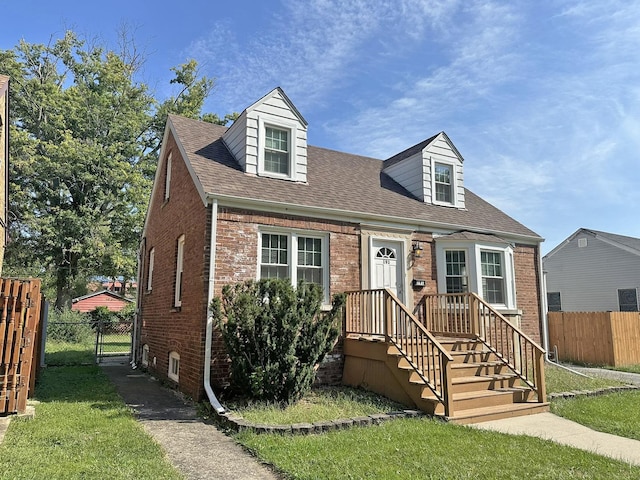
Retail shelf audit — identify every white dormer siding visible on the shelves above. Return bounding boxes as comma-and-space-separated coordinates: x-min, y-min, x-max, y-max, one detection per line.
384, 132, 465, 209
223, 88, 308, 182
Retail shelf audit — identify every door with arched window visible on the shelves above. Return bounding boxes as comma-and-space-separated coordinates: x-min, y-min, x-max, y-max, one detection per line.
371, 240, 404, 302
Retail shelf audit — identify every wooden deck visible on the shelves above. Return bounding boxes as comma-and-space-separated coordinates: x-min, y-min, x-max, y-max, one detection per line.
343, 290, 548, 424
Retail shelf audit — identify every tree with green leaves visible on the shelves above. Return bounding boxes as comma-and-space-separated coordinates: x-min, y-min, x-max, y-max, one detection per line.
0, 31, 231, 308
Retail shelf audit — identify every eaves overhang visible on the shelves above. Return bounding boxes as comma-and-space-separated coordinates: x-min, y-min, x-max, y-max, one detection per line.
205, 192, 543, 245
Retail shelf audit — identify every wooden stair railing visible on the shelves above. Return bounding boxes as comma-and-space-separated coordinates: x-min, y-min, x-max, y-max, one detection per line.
345, 289, 454, 416
417, 293, 546, 403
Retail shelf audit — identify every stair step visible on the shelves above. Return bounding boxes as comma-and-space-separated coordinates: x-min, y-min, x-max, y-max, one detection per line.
447, 402, 550, 425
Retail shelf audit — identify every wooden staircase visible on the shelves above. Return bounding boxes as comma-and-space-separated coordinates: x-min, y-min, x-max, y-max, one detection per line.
386, 336, 548, 424
343, 289, 549, 425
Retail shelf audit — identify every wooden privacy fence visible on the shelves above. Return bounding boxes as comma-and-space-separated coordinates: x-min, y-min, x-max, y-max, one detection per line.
548, 311, 640, 366
0, 278, 43, 415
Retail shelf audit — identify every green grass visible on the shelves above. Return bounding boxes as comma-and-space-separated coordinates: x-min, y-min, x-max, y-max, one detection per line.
551, 391, 640, 441
225, 386, 406, 424
0, 366, 182, 480
545, 363, 624, 394
99, 333, 132, 354
610, 364, 640, 374
45, 339, 95, 365
237, 417, 640, 479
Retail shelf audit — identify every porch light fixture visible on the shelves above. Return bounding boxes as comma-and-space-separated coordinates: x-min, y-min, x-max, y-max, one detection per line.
412, 241, 424, 259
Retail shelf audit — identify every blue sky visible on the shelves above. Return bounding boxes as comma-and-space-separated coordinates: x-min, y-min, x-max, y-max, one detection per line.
2, 0, 640, 253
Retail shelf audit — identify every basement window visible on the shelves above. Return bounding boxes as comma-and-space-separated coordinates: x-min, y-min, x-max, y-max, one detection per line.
168, 351, 180, 382
142, 344, 149, 367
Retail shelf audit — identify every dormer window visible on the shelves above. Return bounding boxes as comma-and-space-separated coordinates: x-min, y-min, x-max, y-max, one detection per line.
434, 163, 453, 204
264, 126, 290, 175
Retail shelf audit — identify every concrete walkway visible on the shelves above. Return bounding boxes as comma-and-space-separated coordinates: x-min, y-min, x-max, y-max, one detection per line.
471, 412, 640, 466
101, 360, 280, 480
568, 365, 640, 386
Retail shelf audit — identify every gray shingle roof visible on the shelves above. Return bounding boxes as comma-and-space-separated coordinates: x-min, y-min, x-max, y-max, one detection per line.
587, 229, 640, 253
169, 114, 541, 241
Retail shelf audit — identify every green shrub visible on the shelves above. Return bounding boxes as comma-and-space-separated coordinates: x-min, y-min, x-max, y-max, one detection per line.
47, 308, 93, 343
212, 279, 346, 404
117, 302, 136, 323
90, 305, 117, 331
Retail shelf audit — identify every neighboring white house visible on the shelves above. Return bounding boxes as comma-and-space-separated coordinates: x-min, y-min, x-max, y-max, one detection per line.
543, 228, 640, 312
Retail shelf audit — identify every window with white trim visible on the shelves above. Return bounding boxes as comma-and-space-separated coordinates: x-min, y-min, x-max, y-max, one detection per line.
175, 235, 185, 307
259, 231, 329, 303
618, 288, 638, 312
435, 241, 516, 309
480, 250, 505, 304
445, 250, 468, 293
434, 163, 453, 204
147, 248, 155, 292
264, 127, 290, 175
164, 152, 172, 201
168, 351, 180, 382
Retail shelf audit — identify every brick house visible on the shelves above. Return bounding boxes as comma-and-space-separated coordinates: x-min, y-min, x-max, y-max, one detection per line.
136, 88, 547, 422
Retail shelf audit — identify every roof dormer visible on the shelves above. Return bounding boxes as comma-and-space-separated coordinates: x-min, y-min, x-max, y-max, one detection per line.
223, 87, 308, 182
383, 132, 465, 209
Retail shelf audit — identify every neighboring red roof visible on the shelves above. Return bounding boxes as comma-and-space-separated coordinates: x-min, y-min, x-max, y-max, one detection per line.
167, 115, 541, 241
71, 290, 133, 313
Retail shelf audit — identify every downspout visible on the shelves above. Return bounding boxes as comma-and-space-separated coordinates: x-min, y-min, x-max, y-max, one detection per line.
538, 243, 589, 377
538, 242, 550, 362
204, 198, 225, 413
131, 237, 145, 368
538, 241, 550, 359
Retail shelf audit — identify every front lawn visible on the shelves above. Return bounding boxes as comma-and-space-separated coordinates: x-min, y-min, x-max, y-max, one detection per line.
0, 366, 182, 480
237, 417, 640, 479
551, 391, 640, 441
544, 363, 624, 394
224, 386, 405, 425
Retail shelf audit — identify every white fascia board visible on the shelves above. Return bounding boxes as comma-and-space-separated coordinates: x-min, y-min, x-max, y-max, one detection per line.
141, 122, 172, 238
542, 228, 590, 261
206, 193, 542, 245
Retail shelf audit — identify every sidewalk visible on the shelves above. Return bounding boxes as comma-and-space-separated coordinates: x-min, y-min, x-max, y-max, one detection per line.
100, 360, 280, 480
471, 412, 640, 466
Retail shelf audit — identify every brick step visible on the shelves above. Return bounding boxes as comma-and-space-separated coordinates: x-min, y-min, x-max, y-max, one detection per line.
447, 402, 550, 425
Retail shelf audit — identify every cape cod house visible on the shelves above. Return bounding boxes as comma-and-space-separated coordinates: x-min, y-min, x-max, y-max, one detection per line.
135, 88, 548, 423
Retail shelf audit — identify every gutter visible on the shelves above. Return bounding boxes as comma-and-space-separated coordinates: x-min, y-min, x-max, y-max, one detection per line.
204, 198, 225, 413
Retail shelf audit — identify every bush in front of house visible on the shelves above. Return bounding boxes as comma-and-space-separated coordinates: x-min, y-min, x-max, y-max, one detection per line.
211, 278, 346, 404
47, 308, 93, 343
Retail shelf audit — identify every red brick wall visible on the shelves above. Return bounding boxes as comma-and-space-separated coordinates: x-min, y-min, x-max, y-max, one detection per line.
211, 208, 361, 387
139, 132, 210, 400
514, 243, 543, 343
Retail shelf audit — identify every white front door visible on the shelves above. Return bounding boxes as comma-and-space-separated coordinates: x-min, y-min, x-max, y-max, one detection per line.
371, 240, 404, 302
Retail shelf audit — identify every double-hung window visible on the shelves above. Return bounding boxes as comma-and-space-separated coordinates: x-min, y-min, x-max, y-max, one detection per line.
445, 250, 467, 293
434, 163, 453, 204
175, 235, 185, 307
436, 240, 515, 310
164, 152, 172, 201
147, 248, 155, 292
264, 127, 290, 175
259, 231, 328, 302
480, 250, 505, 304
297, 237, 323, 285
260, 233, 289, 279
